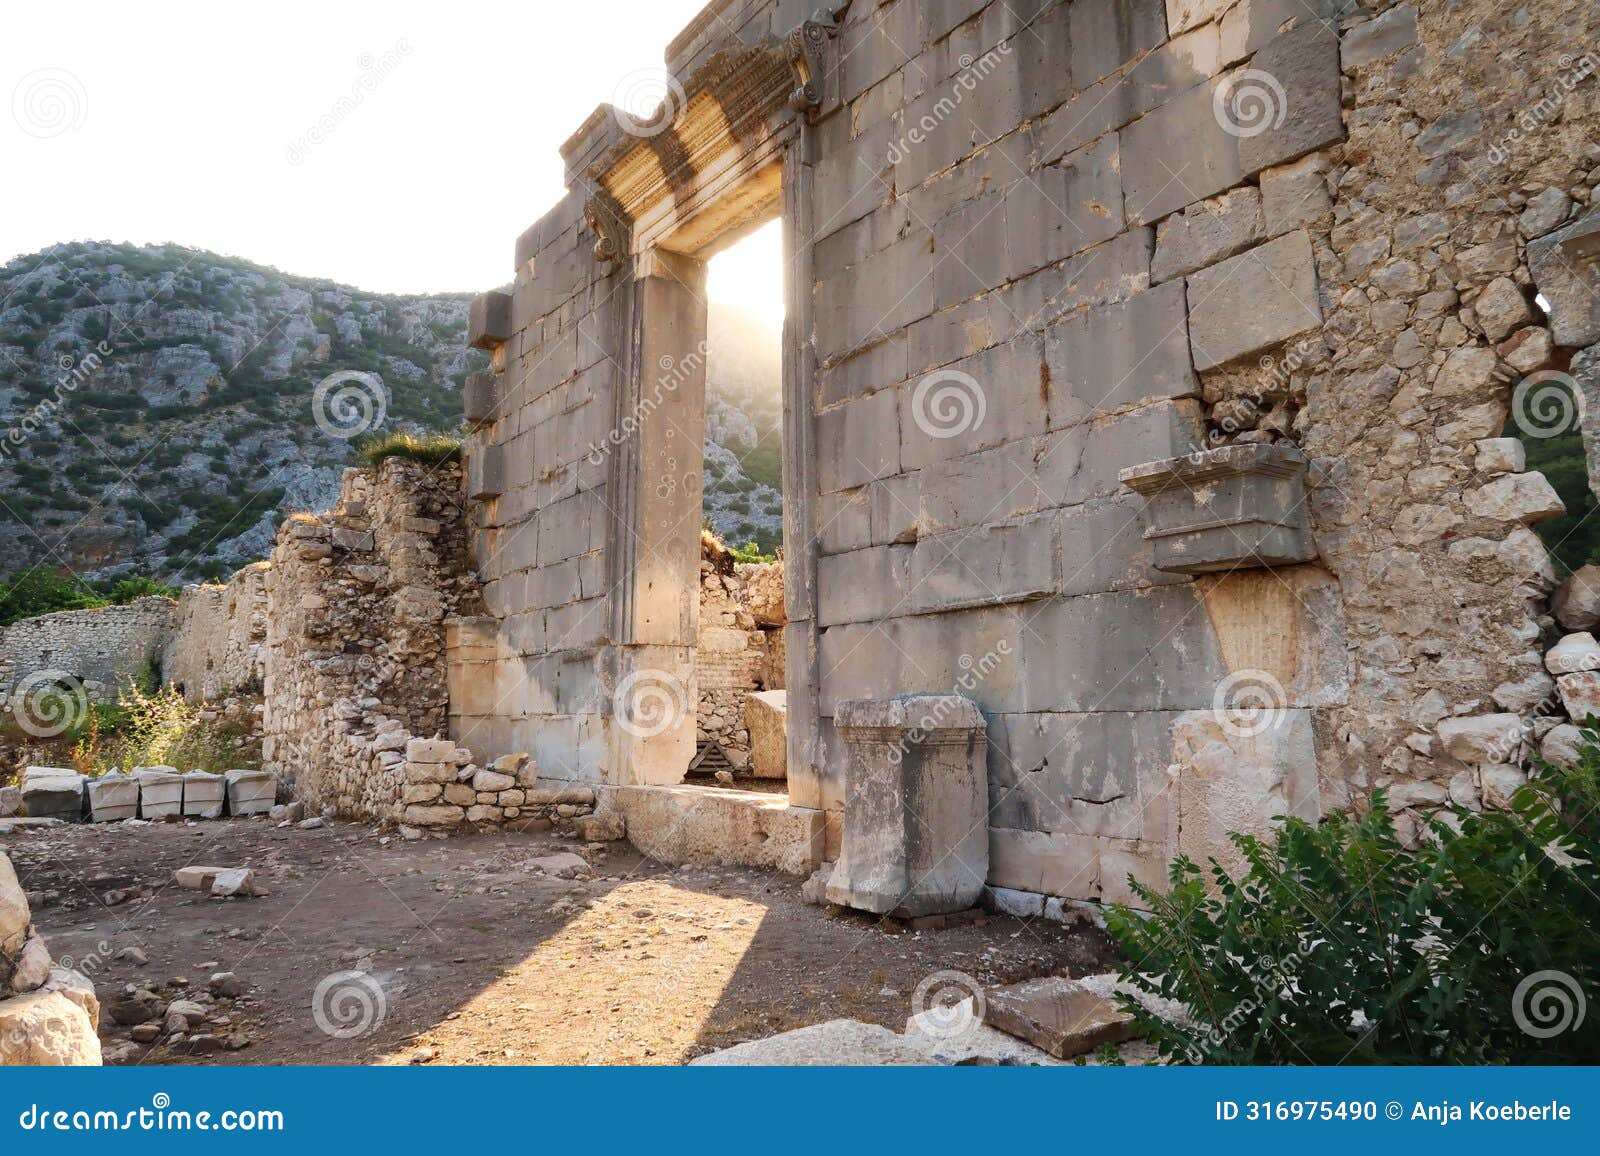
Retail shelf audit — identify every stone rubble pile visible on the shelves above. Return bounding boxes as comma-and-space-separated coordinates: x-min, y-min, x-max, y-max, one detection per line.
103, 969, 256, 1061
10, 766, 277, 825
0, 850, 101, 1065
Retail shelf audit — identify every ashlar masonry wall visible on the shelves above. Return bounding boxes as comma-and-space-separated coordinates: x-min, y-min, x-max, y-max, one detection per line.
0, 597, 176, 699
459, 0, 1594, 903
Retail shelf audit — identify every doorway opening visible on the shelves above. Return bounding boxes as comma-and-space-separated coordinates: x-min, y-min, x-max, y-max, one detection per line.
686, 217, 788, 792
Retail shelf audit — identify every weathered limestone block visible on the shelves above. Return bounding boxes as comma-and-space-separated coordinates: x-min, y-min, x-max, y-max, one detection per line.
1553, 565, 1600, 630
1171, 707, 1321, 882
1546, 632, 1600, 676
745, 690, 787, 780
1463, 473, 1565, 525
0, 787, 18, 818
1186, 231, 1323, 370
1120, 444, 1316, 574
224, 769, 276, 816
86, 773, 139, 823
21, 768, 84, 822
596, 784, 822, 876
181, 771, 226, 818
134, 766, 183, 818
1045, 281, 1199, 425
463, 370, 501, 424
1558, 672, 1600, 723
1152, 187, 1265, 283
1340, 3, 1420, 69
467, 289, 511, 351
0, 991, 101, 1065
1, 852, 28, 963
826, 696, 988, 918
1437, 714, 1527, 765
980, 976, 1139, 1060
1527, 215, 1600, 347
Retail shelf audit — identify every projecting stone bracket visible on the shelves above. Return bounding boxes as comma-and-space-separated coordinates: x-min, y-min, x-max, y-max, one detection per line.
1119, 444, 1317, 575
467, 290, 512, 351
785, 15, 840, 123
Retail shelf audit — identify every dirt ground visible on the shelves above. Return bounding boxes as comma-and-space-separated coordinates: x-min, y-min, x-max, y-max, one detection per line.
3, 817, 1115, 1066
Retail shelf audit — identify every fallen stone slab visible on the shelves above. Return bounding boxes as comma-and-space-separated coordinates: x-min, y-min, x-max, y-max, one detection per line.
0, 818, 63, 834
172, 866, 229, 892
21, 767, 85, 822
224, 769, 276, 816
181, 771, 226, 818
902, 997, 1065, 1065
689, 1019, 938, 1066
133, 767, 183, 818
210, 869, 257, 897
979, 976, 1140, 1059
86, 773, 139, 823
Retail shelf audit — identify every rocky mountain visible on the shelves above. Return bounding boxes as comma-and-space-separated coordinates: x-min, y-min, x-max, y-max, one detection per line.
0, 241, 783, 582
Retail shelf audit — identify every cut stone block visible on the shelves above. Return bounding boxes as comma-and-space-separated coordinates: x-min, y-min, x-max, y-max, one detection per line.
1527, 215, 1600, 347
980, 976, 1140, 1059
173, 866, 228, 891
1119, 443, 1316, 573
210, 868, 257, 897
1186, 231, 1322, 371
133, 767, 183, 818
463, 370, 501, 424
825, 695, 988, 917
0, 786, 19, 818
21, 768, 84, 822
86, 773, 139, 823
1237, 21, 1345, 175
597, 784, 823, 876
1152, 187, 1265, 284
691, 1019, 939, 1066
1341, 4, 1421, 70
1046, 281, 1199, 426
406, 738, 458, 764
224, 769, 276, 816
467, 443, 505, 500
181, 771, 226, 818
467, 289, 512, 351
745, 690, 788, 780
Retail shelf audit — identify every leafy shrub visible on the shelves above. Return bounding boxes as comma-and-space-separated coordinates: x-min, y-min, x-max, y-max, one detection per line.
1106, 754, 1600, 1065
355, 430, 461, 467
70, 683, 254, 776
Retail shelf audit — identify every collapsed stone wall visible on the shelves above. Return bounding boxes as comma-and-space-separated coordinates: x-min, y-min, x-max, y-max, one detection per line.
260, 457, 480, 821
163, 563, 269, 702
696, 555, 785, 769
1224, 0, 1599, 845
0, 597, 175, 700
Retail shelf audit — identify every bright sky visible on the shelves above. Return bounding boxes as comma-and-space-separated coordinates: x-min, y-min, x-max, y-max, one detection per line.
2, 0, 784, 316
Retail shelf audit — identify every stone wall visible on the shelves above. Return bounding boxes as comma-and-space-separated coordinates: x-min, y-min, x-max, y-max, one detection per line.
697, 555, 785, 769
0, 597, 175, 700
260, 457, 479, 821
163, 563, 269, 702
459, 0, 1599, 902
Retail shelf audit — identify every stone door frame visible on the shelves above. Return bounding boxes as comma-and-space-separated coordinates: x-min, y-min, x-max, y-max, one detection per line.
582, 22, 837, 809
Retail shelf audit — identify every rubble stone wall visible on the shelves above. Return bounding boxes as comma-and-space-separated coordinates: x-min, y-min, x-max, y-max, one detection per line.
461, 0, 1599, 901
163, 563, 269, 702
697, 558, 785, 769
0, 597, 176, 698
260, 458, 478, 821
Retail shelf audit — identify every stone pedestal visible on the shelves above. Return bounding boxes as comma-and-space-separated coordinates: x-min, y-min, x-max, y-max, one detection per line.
133, 767, 182, 818
825, 695, 988, 918
86, 773, 138, 822
20, 768, 84, 822
181, 771, 226, 818
224, 769, 276, 816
